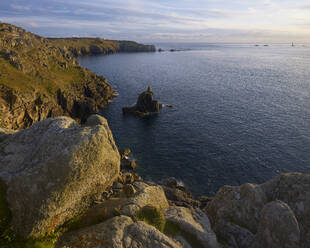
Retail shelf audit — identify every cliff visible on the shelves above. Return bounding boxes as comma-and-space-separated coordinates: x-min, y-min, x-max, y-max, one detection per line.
0, 23, 116, 129
48, 38, 156, 57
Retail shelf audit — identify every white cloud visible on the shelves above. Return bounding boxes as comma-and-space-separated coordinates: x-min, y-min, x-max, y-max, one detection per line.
1, 0, 310, 42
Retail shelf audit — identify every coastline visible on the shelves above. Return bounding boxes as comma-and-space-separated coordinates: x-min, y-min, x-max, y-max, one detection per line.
0, 23, 309, 248
0, 23, 155, 130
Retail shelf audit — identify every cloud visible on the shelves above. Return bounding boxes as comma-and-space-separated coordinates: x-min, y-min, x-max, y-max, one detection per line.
1, 0, 310, 42
10, 4, 31, 11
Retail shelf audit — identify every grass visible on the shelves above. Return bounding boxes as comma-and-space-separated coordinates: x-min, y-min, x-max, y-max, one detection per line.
135, 206, 206, 248
136, 205, 166, 232
0, 51, 85, 95
0, 231, 60, 248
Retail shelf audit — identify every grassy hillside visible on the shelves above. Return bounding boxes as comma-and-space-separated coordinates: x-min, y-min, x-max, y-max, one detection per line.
0, 23, 87, 95
0, 23, 115, 129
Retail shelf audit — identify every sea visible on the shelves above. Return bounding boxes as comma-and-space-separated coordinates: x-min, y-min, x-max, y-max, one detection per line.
79, 43, 310, 196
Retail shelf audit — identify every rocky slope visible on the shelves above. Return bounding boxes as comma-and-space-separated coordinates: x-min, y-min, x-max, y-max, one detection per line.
0, 116, 309, 248
0, 23, 117, 130
48, 38, 156, 57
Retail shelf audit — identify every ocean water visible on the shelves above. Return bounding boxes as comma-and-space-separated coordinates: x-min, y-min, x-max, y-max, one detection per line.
79, 43, 310, 196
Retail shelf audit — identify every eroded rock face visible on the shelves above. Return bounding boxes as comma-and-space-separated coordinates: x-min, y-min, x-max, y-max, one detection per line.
165, 207, 221, 248
0, 115, 120, 238
261, 173, 310, 247
56, 215, 181, 248
206, 173, 309, 248
56, 207, 221, 248
251, 200, 300, 248
56, 216, 134, 248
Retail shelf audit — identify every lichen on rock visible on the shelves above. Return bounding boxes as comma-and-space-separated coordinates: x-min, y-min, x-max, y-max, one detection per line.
0, 114, 120, 238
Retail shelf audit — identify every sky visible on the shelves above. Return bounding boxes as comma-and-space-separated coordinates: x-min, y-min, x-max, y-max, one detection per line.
1, 0, 310, 43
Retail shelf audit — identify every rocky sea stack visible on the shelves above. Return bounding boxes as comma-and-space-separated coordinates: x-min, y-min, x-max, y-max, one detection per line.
122, 86, 162, 117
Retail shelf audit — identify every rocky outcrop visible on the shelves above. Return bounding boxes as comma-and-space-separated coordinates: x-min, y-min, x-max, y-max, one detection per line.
56, 204, 220, 248
56, 215, 181, 248
56, 206, 221, 248
0, 115, 120, 238
0, 23, 116, 130
251, 200, 300, 248
165, 207, 221, 248
1, 121, 308, 248
48, 38, 156, 57
123, 86, 162, 117
118, 40, 156, 53
206, 173, 310, 248
161, 177, 201, 208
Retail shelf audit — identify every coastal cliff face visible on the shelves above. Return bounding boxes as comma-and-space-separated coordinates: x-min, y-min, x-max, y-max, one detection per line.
48, 38, 156, 57
0, 23, 116, 130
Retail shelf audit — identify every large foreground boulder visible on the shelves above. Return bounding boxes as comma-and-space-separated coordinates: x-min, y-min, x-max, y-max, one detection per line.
0, 115, 120, 238
206, 173, 310, 248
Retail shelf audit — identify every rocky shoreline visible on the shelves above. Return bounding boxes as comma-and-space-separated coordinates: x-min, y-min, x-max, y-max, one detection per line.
0, 115, 309, 248
0, 23, 155, 130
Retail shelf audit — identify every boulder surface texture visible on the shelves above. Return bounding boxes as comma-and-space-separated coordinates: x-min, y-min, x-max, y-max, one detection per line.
206, 173, 309, 248
0, 114, 120, 238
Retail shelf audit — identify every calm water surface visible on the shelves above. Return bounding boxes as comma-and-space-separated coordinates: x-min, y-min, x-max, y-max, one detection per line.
79, 43, 310, 196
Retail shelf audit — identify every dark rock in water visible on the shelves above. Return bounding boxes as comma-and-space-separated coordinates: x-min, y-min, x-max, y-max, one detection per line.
122, 86, 162, 116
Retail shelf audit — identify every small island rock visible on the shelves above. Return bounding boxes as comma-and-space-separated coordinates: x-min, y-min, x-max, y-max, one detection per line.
122, 86, 162, 117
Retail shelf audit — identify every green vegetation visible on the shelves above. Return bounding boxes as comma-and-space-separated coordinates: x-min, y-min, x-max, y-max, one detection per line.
0, 23, 155, 97
136, 205, 166, 232
0, 234, 59, 248
0, 23, 95, 96
135, 206, 205, 248
163, 220, 180, 236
